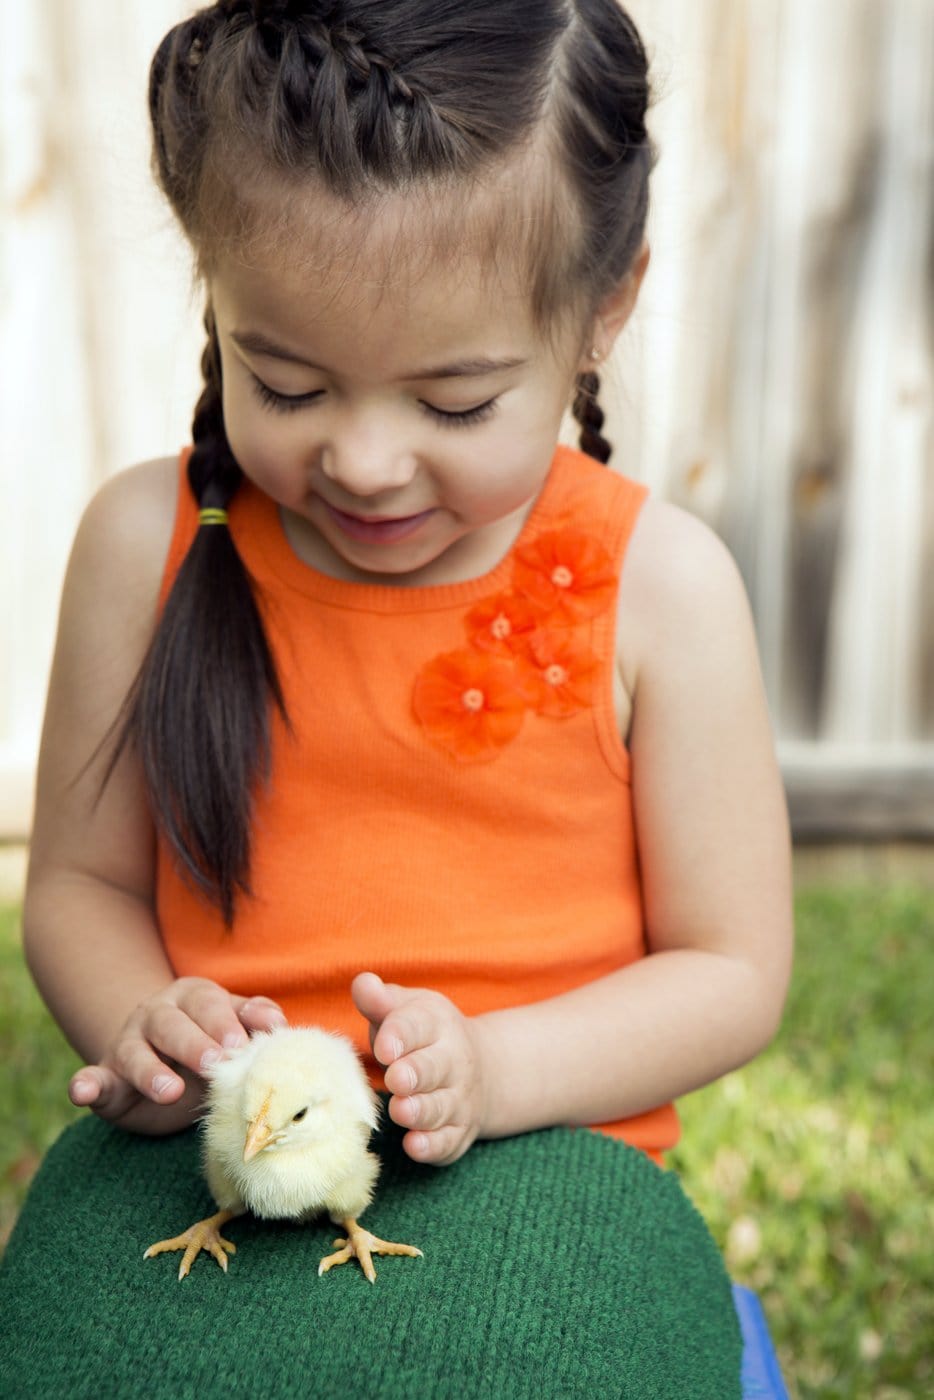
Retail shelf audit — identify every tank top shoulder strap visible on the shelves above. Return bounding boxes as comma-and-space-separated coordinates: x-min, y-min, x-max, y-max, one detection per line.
540, 446, 649, 782
544, 444, 650, 567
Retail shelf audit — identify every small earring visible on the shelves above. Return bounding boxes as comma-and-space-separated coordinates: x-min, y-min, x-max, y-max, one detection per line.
590, 347, 601, 363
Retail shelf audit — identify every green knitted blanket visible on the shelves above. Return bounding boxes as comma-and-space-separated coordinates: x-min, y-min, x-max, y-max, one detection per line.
0, 1112, 740, 1398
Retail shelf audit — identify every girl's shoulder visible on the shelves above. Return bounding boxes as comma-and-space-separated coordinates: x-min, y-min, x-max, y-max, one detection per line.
61, 455, 181, 678
617, 494, 752, 699
72, 455, 179, 603
625, 494, 745, 599
82, 452, 179, 529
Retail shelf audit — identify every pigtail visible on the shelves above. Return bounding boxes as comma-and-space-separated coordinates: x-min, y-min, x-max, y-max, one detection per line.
96, 306, 289, 927
558, 1, 656, 469
573, 370, 612, 464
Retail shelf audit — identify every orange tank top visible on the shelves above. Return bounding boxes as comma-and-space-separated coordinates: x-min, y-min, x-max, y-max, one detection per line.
156, 443, 680, 1159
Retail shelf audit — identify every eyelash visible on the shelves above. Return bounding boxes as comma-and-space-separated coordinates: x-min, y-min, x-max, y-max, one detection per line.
248, 376, 498, 428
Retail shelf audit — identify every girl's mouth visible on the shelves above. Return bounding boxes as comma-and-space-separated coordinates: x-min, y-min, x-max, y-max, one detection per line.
323, 502, 436, 544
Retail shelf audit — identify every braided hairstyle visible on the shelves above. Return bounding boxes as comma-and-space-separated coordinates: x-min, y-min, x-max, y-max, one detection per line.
110, 0, 655, 922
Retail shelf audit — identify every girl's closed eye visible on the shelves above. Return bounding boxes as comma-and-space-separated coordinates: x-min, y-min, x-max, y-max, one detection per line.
249, 372, 498, 428
421, 398, 498, 428
250, 376, 323, 414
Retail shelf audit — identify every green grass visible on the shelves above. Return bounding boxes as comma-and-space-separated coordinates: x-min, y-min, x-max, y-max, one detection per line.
2, 886, 932, 1396
672, 885, 934, 1398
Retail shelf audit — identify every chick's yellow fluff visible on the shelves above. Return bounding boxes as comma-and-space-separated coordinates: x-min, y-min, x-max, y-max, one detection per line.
203, 1027, 380, 1222
145, 1025, 422, 1283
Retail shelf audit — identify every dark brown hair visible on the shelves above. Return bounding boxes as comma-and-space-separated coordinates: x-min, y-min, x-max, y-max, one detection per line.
103, 0, 656, 922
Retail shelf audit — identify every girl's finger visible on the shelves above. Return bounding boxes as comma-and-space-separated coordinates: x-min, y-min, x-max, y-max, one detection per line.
402, 1123, 467, 1167
384, 1042, 451, 1097
235, 997, 288, 1032
388, 1086, 458, 1133
350, 971, 398, 1027
175, 980, 251, 1052
372, 1000, 443, 1066
69, 1066, 104, 1106
110, 1035, 189, 1104
69, 1065, 140, 1120
143, 1001, 239, 1079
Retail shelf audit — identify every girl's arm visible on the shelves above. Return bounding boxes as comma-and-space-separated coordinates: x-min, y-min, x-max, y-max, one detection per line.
24, 462, 283, 1134
354, 501, 793, 1162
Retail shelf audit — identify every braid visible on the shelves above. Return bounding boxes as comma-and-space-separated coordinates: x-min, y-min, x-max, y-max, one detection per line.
572, 370, 612, 464
208, 2, 481, 192
148, 10, 221, 207
95, 305, 290, 926
187, 306, 244, 512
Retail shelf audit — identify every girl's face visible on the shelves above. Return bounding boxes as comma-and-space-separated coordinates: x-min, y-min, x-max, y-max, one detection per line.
209, 202, 591, 587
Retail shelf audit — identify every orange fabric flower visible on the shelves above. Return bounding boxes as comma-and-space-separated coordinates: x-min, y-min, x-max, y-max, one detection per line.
413, 649, 528, 761
464, 591, 539, 656
526, 632, 601, 718
513, 528, 616, 626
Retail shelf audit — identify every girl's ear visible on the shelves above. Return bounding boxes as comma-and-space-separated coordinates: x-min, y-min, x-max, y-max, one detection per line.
583, 238, 651, 367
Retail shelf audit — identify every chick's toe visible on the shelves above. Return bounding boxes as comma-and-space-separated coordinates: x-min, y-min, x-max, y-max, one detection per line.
144, 1209, 240, 1281
318, 1217, 422, 1284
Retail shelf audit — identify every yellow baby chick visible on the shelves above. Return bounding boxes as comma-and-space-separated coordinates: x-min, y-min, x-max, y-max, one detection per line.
144, 1026, 422, 1283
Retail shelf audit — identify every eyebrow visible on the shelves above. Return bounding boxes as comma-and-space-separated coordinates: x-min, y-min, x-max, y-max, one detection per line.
231, 329, 527, 380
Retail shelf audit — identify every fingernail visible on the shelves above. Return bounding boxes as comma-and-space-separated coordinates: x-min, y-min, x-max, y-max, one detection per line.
390, 1037, 404, 1061
200, 1049, 222, 1072
267, 1010, 287, 1028
71, 1078, 94, 1103
409, 1133, 429, 1157
152, 1074, 177, 1097
223, 1032, 247, 1049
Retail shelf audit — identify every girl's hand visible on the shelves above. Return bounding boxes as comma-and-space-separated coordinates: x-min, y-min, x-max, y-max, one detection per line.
68, 978, 287, 1133
352, 971, 491, 1166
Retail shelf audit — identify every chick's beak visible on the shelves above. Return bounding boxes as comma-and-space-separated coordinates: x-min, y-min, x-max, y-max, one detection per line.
243, 1098, 274, 1162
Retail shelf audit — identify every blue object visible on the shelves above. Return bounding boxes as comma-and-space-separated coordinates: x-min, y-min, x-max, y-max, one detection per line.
733, 1284, 789, 1399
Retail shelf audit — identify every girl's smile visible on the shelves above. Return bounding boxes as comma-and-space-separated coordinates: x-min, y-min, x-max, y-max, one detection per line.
322, 501, 438, 544
209, 203, 588, 587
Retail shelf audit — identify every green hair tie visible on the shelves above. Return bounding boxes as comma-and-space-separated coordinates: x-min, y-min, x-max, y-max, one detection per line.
199, 508, 229, 526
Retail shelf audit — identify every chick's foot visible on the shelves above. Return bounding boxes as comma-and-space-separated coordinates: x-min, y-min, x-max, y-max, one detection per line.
318, 1217, 422, 1284
144, 1209, 240, 1281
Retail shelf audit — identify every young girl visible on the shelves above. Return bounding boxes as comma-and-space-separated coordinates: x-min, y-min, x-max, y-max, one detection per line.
24, 0, 792, 1174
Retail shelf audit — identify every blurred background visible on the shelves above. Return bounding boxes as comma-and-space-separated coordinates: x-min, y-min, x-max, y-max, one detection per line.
1, 2, 932, 1394
1, 0, 932, 841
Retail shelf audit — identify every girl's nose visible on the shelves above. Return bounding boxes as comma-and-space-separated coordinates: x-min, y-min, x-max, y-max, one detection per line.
319, 439, 418, 500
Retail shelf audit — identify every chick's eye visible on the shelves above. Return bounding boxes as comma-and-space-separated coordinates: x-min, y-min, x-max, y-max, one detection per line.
292, 1108, 308, 1122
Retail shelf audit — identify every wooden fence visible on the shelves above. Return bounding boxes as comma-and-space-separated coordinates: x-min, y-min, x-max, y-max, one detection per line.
1, 0, 932, 839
